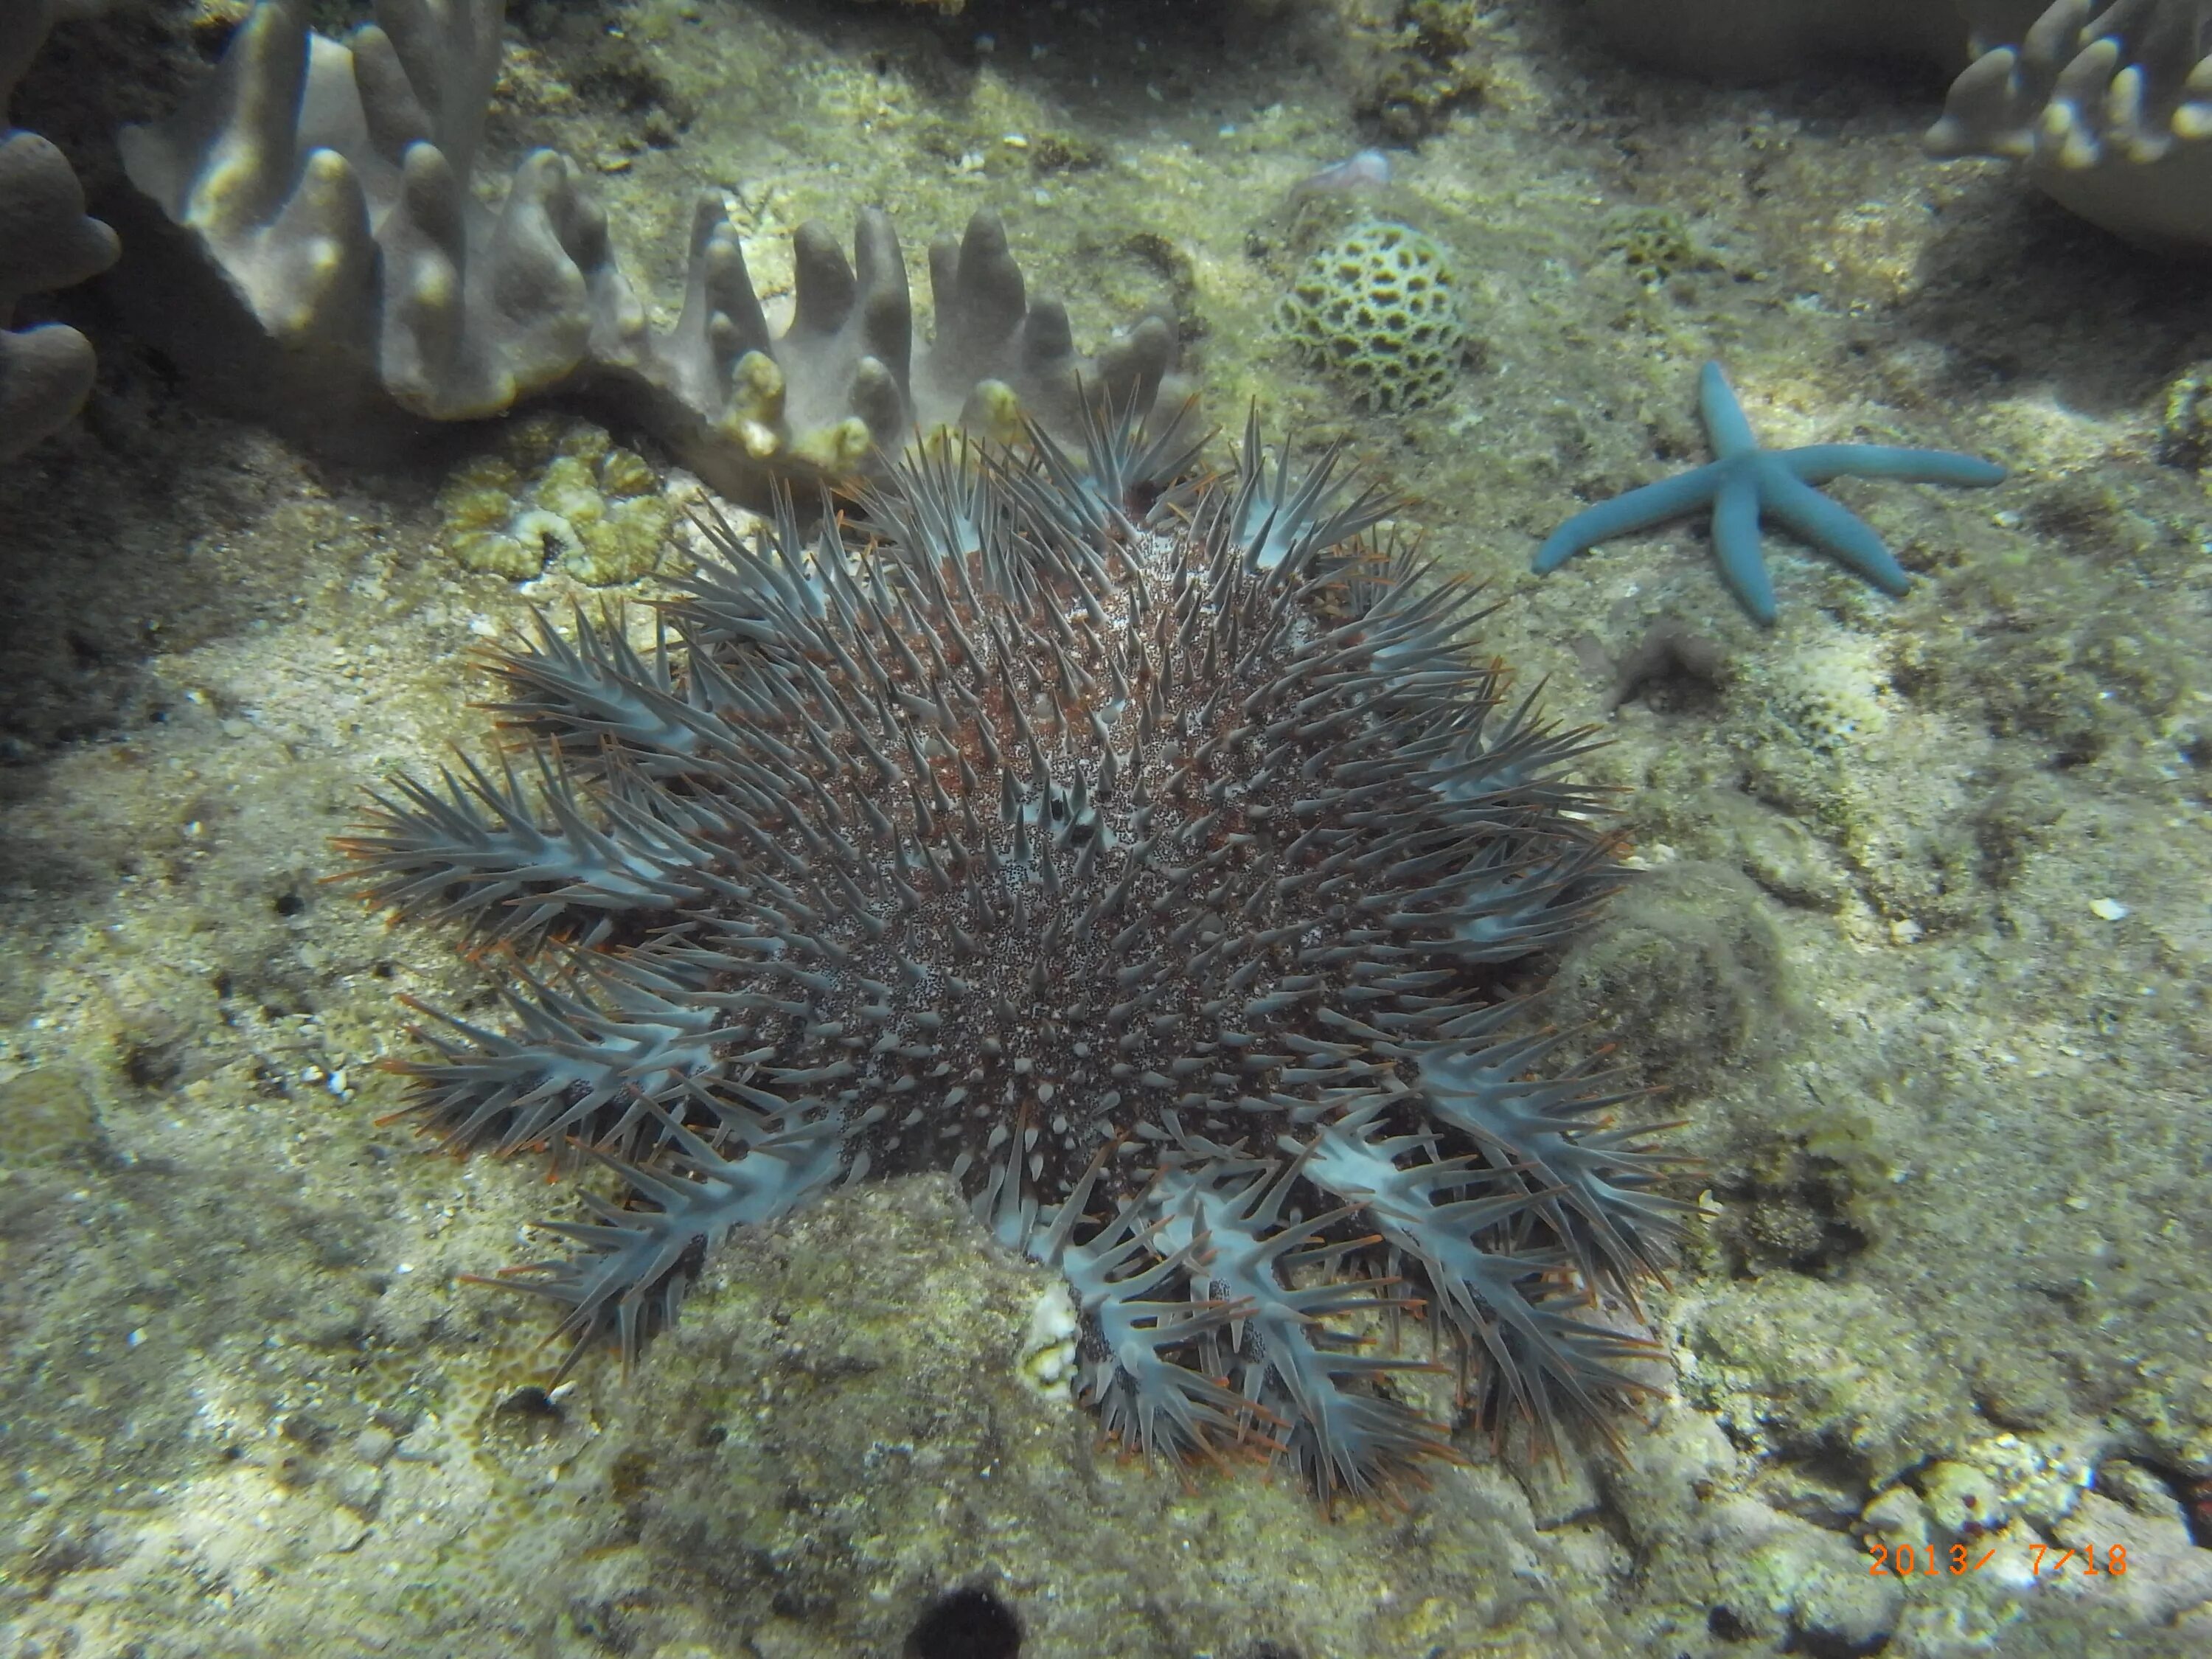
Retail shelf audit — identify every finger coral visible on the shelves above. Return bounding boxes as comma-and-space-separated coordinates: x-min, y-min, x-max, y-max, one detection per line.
341, 411, 1687, 1500
1578, 1, 2212, 252
0, 0, 119, 462
114, 0, 1182, 493
1930, 0, 2212, 251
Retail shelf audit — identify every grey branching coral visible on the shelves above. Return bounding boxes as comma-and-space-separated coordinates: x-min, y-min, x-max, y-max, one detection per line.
115, 0, 1181, 493
1932, 1, 2212, 251
341, 413, 1688, 1500
1, 0, 119, 462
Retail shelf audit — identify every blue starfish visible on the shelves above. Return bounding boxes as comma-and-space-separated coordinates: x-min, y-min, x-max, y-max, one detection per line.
1532, 362, 2006, 625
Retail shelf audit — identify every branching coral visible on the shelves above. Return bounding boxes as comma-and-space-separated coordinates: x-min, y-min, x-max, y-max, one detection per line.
1, 0, 118, 462
114, 0, 1182, 494
341, 413, 1688, 1500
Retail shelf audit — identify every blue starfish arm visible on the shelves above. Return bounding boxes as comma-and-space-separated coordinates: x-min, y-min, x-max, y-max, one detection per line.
1710, 467, 1773, 623
1759, 462, 1910, 599
1531, 461, 1728, 574
1781, 443, 2007, 488
1698, 361, 1759, 459
1533, 361, 2007, 622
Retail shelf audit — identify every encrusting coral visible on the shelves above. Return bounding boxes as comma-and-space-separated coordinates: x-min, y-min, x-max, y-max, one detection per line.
0, 0, 119, 462
113, 0, 1182, 495
1534, 361, 2006, 625
339, 408, 1689, 1502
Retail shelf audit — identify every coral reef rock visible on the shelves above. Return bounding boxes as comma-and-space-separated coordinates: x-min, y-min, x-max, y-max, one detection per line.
114, 0, 1182, 494
1932, 0, 2212, 252
341, 411, 1688, 1503
0, 0, 119, 462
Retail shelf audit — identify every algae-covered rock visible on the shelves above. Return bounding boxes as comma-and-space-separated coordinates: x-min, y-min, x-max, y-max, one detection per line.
599, 1176, 1632, 1658
1599, 205, 1725, 291
1550, 860, 1793, 1093
1720, 1500, 1902, 1651
1681, 1281, 1976, 1488
1697, 1071, 1896, 1281
0, 1066, 99, 1166
1349, 0, 1491, 143
1602, 1408, 1903, 1652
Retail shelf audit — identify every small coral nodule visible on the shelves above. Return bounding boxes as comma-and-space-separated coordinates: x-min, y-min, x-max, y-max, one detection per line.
340, 406, 1688, 1502
1279, 220, 1467, 414
437, 417, 673, 585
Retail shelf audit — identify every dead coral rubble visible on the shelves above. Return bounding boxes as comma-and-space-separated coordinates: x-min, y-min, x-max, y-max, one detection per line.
1, 0, 119, 462
114, 0, 1181, 494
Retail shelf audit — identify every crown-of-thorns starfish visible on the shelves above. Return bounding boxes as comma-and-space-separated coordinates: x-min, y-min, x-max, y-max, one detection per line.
1533, 362, 2006, 625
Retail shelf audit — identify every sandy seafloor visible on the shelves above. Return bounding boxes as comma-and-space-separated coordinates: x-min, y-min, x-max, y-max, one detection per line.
3, 1, 2212, 1655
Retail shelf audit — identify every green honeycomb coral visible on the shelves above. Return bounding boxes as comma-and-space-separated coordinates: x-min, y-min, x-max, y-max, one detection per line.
1277, 219, 1466, 413
436, 417, 674, 586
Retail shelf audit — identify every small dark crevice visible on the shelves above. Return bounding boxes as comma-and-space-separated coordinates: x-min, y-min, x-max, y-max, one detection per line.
905, 1585, 1022, 1659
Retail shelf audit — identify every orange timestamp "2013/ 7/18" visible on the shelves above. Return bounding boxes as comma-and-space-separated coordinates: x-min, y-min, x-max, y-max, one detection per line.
1866, 1541, 2127, 1579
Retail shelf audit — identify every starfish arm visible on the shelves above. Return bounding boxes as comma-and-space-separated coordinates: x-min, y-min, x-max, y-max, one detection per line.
1781, 444, 2007, 488
1533, 364, 2008, 620
1710, 468, 1775, 625
1531, 462, 1729, 574
1697, 362, 1759, 460
1759, 466, 1912, 597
